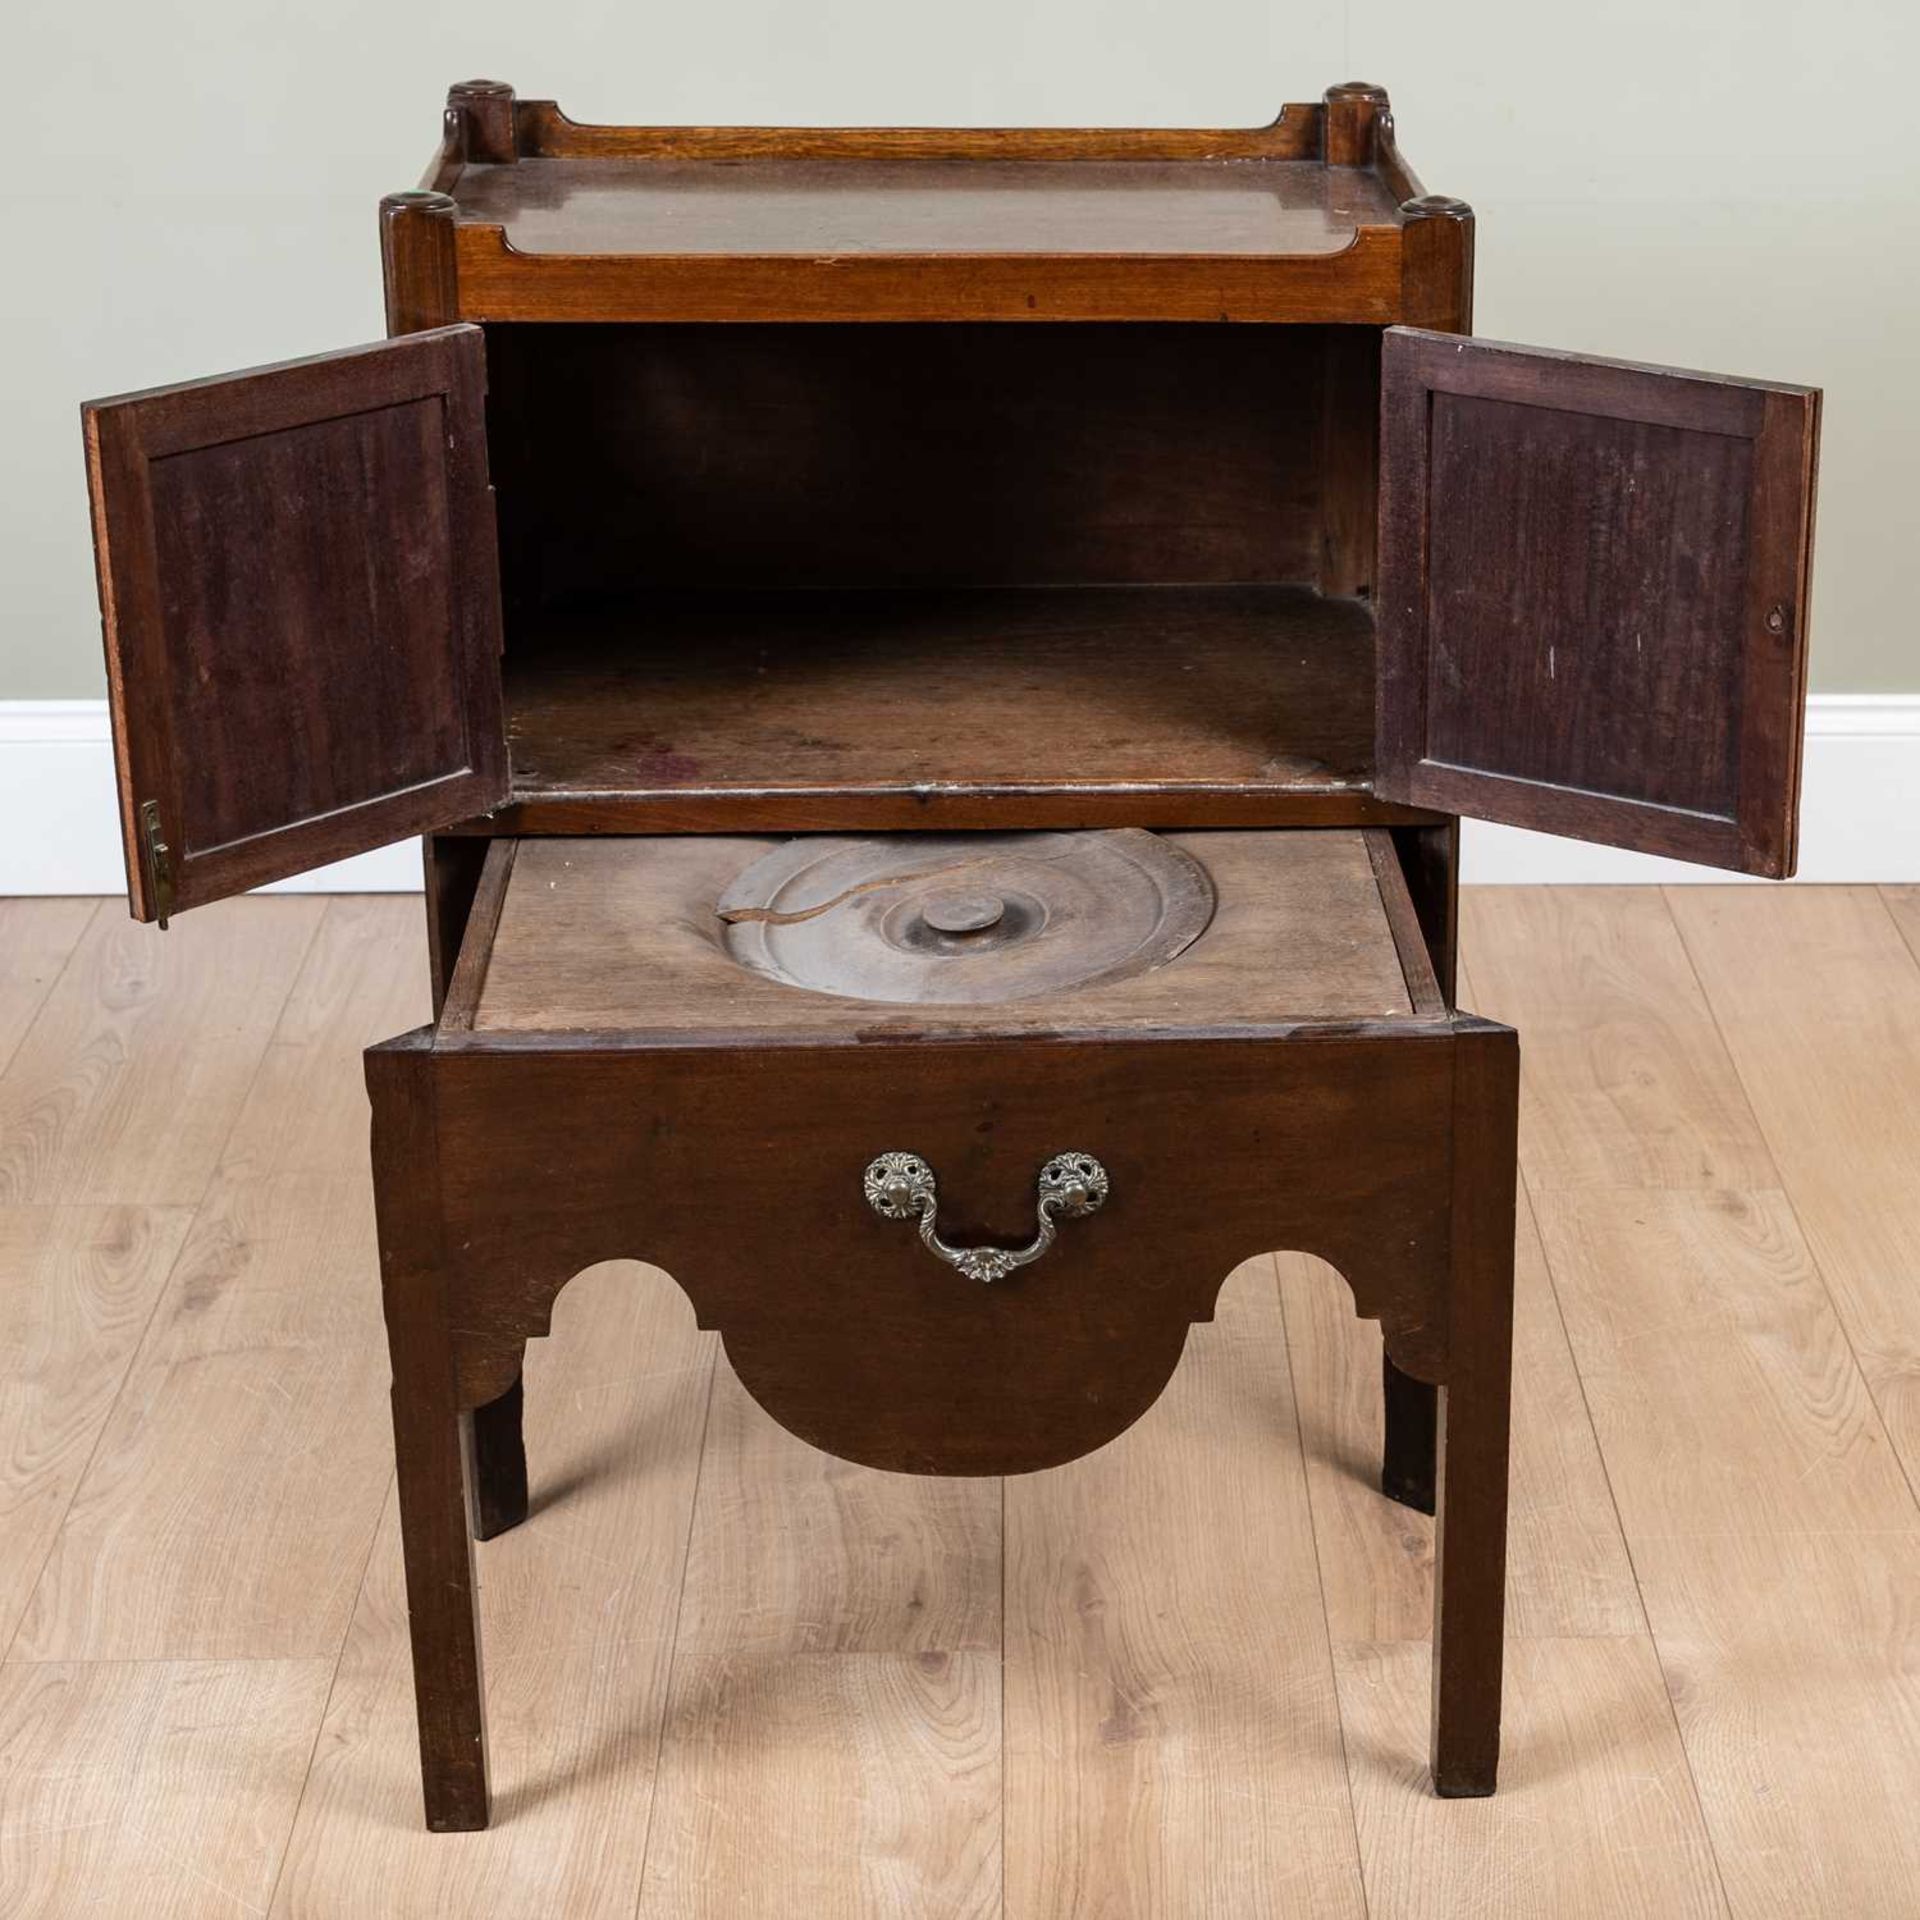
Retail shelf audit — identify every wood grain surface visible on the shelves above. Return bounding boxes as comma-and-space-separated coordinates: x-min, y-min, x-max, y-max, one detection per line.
486, 325, 1348, 596
1673, 886, 1920, 1487
1003, 1261, 1368, 1919
0, 1658, 336, 1917
272, 1263, 716, 1916
454, 156, 1400, 259
637, 1366, 1001, 1918
12, 900, 423, 1662
0, 1206, 193, 1651
83, 331, 508, 917
0, 900, 96, 1071
1465, 889, 1920, 1919
426, 89, 1427, 327
497, 586, 1390, 834
0, 895, 321, 1204
1334, 1635, 1726, 1919
1281, 1197, 1641, 1645
470, 829, 1418, 1034
6, 884, 1919, 1913
1461, 888, 1778, 1192
1375, 331, 1818, 876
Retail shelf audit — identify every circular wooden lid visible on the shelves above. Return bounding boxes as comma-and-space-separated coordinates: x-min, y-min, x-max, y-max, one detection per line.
716, 830, 1216, 1005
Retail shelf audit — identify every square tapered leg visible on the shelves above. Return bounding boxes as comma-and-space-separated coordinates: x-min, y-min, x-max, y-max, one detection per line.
1381, 1353, 1438, 1514
464, 1371, 529, 1541
370, 1034, 491, 1831
1429, 1022, 1517, 1797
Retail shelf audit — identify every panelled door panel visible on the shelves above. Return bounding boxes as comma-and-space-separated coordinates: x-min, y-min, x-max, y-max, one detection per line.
84, 326, 507, 920
1375, 328, 1819, 875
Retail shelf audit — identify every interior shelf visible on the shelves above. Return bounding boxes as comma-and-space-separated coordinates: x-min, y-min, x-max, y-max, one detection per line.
494, 584, 1406, 833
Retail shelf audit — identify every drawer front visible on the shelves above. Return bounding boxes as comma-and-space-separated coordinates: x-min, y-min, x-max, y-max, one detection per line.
413, 1026, 1474, 1474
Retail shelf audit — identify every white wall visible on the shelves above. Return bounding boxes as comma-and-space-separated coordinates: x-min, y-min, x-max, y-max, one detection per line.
4, 1, 1914, 704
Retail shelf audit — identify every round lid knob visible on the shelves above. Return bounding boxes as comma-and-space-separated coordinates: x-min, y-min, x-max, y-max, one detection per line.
920, 890, 1006, 935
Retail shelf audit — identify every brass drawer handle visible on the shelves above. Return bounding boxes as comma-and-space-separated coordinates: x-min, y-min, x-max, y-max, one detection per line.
863, 1150, 1110, 1283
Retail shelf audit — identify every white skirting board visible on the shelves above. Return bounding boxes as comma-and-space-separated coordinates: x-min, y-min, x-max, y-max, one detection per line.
4, 695, 1918, 895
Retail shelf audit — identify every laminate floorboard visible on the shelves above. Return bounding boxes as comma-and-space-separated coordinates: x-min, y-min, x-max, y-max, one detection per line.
2, 889, 1916, 1916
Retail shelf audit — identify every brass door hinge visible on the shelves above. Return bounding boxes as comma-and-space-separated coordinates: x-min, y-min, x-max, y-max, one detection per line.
139, 799, 175, 930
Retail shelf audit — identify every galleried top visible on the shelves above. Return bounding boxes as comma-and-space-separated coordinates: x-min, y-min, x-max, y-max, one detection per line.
407, 79, 1470, 325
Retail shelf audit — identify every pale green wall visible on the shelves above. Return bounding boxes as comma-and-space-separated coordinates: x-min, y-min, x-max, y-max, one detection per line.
5, 1, 1913, 696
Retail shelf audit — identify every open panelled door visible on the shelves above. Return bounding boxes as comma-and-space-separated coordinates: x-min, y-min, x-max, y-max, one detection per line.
1375, 329, 1820, 876
83, 326, 507, 923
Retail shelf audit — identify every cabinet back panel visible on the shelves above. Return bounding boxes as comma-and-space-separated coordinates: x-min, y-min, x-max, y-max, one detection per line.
487, 324, 1354, 603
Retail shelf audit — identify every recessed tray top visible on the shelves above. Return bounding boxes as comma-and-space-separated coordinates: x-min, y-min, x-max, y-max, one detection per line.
452, 157, 1403, 259
429, 92, 1433, 321
460, 829, 1433, 1039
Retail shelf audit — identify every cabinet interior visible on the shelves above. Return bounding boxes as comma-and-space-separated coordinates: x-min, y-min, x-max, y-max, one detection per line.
486, 321, 1383, 829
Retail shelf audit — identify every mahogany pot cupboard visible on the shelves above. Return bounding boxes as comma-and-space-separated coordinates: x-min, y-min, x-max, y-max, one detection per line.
79, 80, 1820, 1829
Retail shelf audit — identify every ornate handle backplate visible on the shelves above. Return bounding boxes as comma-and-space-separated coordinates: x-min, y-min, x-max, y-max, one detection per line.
863, 1150, 1110, 1283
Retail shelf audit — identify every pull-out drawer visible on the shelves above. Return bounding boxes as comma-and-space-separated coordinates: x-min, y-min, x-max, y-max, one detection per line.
386, 827, 1505, 1474
443, 826, 1442, 1037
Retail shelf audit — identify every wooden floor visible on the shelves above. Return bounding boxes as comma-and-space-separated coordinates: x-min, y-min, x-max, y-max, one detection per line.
2, 887, 1919, 1916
